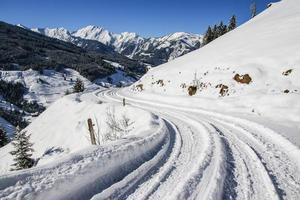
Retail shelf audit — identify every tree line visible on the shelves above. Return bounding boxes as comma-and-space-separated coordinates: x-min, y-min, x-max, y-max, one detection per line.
202, 15, 237, 46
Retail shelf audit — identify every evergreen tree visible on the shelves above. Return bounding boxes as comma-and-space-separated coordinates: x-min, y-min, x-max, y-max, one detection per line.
217, 21, 227, 36
203, 26, 214, 45
73, 78, 85, 93
0, 127, 9, 147
10, 128, 34, 170
250, 2, 257, 18
212, 24, 218, 39
228, 15, 237, 31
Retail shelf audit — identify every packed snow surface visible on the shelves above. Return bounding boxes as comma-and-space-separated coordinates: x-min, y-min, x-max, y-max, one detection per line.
1, 0, 300, 199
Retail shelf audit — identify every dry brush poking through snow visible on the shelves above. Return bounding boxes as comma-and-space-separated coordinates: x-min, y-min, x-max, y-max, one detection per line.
104, 106, 135, 141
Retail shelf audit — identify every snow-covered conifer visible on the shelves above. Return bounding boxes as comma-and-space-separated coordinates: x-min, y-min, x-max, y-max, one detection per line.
10, 128, 34, 170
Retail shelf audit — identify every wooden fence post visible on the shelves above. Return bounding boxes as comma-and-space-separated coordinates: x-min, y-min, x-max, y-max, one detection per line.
87, 118, 96, 145
123, 98, 126, 106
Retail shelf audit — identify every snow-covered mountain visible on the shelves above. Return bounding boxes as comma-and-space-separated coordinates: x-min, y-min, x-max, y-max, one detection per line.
32, 25, 203, 66
1, 0, 300, 199
31, 27, 74, 43
130, 0, 300, 121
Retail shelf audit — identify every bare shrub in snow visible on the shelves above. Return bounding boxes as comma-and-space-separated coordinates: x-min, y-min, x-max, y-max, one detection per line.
216, 84, 229, 96
120, 114, 135, 135
192, 72, 201, 88
180, 83, 187, 89
105, 106, 135, 141
156, 79, 164, 86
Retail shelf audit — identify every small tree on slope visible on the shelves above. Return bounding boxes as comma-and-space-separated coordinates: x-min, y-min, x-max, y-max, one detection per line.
0, 127, 9, 147
203, 26, 214, 45
228, 15, 237, 31
10, 129, 34, 170
73, 78, 85, 93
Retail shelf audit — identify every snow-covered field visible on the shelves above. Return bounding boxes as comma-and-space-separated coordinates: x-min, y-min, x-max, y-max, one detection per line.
0, 0, 300, 199
0, 68, 97, 107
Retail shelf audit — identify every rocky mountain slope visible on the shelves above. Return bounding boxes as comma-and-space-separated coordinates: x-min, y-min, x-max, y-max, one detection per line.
1, 21, 146, 80
31, 25, 203, 66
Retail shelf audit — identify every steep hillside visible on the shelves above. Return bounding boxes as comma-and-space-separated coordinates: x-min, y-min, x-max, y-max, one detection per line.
0, 21, 146, 81
128, 0, 300, 120
0, 68, 96, 107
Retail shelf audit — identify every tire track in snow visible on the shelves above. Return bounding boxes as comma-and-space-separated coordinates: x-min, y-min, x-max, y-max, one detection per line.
212, 118, 300, 200
106, 89, 300, 199
94, 119, 182, 200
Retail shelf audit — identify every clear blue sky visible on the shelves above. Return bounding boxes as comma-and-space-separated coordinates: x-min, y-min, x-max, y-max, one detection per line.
1, 0, 276, 37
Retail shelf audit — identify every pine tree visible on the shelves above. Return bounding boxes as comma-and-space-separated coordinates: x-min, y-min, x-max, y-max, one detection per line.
0, 127, 9, 147
212, 24, 218, 39
217, 21, 227, 36
228, 15, 237, 31
203, 26, 214, 45
10, 129, 34, 170
73, 78, 85, 93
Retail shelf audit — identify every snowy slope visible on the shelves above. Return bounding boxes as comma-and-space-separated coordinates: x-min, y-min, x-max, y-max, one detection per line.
129, 0, 300, 121
1, 1, 299, 199
0, 68, 97, 107
0, 92, 157, 174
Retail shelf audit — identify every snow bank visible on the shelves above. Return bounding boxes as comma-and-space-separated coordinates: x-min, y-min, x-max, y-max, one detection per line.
0, 92, 156, 174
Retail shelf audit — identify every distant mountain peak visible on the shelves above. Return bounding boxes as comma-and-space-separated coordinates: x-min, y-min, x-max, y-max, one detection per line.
16, 24, 29, 29
30, 24, 203, 66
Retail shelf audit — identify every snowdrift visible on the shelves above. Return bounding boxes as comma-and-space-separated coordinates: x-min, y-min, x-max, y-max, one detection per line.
0, 92, 157, 174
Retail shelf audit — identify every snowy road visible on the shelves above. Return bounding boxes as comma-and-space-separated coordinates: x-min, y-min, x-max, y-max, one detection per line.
0, 89, 299, 200
94, 89, 300, 200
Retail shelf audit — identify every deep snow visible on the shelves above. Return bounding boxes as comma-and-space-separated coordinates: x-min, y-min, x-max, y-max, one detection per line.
1, 0, 300, 199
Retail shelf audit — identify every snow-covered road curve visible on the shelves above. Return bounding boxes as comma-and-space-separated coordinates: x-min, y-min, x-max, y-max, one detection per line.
94, 89, 300, 200
1, 88, 299, 200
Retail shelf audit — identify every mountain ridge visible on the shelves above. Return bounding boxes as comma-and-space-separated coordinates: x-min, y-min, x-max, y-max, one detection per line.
29, 25, 203, 66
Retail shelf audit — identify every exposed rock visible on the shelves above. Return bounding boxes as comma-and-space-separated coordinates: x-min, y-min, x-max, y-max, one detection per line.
188, 86, 197, 96
216, 84, 229, 96
136, 84, 143, 91
282, 69, 293, 76
233, 74, 252, 84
